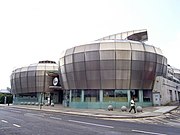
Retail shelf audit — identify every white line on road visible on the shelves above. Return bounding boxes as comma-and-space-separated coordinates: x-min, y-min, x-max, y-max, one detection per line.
68, 120, 114, 129
1, 120, 8, 123
13, 124, 21, 128
25, 113, 44, 117
132, 129, 167, 135
10, 110, 21, 113
50, 117, 62, 120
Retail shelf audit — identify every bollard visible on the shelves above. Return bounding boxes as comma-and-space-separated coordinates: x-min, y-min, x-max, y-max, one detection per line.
108, 105, 113, 111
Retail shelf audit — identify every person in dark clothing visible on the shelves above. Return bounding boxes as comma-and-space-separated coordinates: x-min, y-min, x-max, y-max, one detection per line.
129, 97, 136, 113
7, 97, 9, 106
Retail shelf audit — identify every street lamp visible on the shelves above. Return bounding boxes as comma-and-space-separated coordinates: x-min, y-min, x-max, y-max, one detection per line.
40, 93, 43, 109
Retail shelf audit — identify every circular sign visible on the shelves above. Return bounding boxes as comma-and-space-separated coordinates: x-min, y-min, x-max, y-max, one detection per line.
53, 77, 58, 86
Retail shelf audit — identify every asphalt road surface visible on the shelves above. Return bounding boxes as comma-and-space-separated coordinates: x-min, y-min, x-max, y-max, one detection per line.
0, 106, 180, 135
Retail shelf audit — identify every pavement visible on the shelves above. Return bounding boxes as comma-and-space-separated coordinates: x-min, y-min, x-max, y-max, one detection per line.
0, 103, 179, 119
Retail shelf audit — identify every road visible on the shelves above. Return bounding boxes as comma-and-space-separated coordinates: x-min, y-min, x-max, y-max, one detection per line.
0, 106, 180, 135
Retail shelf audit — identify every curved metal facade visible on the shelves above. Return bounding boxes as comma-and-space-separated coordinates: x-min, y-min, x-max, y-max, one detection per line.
11, 61, 58, 94
59, 41, 167, 90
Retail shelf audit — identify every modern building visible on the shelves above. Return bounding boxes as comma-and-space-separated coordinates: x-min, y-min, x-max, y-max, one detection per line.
59, 29, 173, 109
10, 29, 180, 109
153, 65, 180, 105
10, 60, 63, 105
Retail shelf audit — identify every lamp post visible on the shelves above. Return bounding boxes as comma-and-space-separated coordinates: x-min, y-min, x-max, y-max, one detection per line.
40, 93, 43, 109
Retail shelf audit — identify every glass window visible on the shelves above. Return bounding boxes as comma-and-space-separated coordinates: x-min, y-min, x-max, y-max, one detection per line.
85, 43, 100, 51
85, 51, 100, 61
116, 42, 131, 50
115, 90, 128, 102
71, 90, 81, 102
103, 90, 128, 102
74, 53, 85, 62
84, 90, 99, 102
130, 90, 139, 102
100, 50, 115, 60
116, 50, 131, 60
143, 90, 152, 102
100, 42, 115, 50
103, 89, 115, 102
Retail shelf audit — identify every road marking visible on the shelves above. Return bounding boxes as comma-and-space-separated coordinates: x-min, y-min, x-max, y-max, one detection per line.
50, 117, 62, 120
25, 113, 44, 117
132, 129, 167, 135
10, 110, 21, 113
1, 120, 8, 123
13, 124, 21, 128
68, 120, 114, 129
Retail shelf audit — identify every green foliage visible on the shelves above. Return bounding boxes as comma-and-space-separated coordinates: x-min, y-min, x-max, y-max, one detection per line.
0, 93, 13, 104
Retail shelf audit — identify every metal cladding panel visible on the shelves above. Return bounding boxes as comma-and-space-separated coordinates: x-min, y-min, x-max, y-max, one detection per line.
11, 62, 58, 94
58, 40, 167, 90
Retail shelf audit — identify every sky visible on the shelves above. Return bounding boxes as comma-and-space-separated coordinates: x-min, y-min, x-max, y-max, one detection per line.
0, 0, 180, 89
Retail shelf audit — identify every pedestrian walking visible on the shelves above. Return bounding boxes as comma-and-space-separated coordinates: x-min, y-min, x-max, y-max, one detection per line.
129, 97, 136, 113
